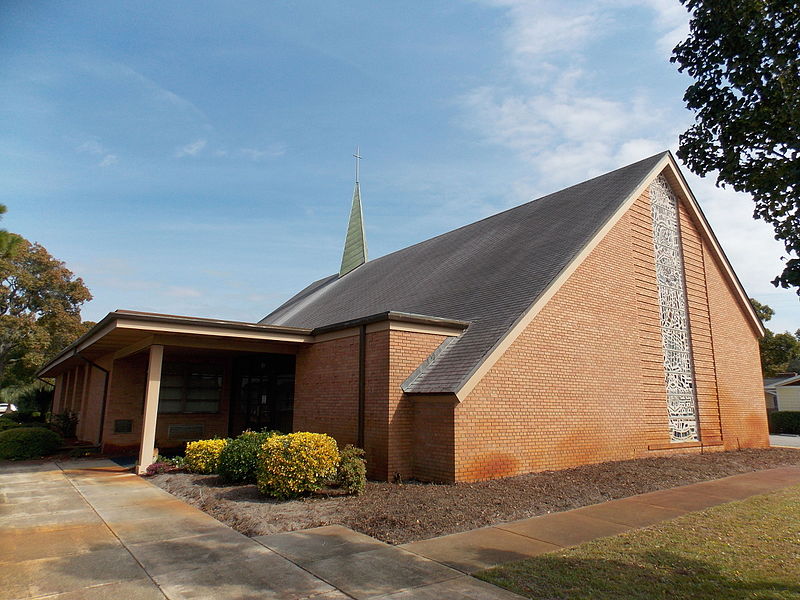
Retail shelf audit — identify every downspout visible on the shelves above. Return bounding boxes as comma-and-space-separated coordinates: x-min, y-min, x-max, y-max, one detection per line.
357, 325, 366, 448
77, 354, 110, 448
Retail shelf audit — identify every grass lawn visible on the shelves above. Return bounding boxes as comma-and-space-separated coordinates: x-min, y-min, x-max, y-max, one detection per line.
477, 484, 800, 599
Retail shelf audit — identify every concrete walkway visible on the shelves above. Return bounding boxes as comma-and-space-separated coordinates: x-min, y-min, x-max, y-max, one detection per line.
0, 460, 519, 600
400, 466, 800, 574
3, 462, 799, 599
771, 434, 800, 448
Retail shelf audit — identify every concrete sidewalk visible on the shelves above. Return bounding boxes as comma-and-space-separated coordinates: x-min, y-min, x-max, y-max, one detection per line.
0, 460, 520, 600
771, 434, 800, 448
2, 461, 799, 599
399, 466, 800, 574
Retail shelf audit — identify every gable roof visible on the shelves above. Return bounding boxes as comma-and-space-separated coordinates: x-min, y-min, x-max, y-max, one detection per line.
766, 374, 800, 389
263, 152, 675, 393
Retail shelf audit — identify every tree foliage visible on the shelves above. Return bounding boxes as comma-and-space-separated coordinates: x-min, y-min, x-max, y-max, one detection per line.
750, 297, 800, 376
672, 1, 800, 292
750, 297, 776, 323
0, 236, 93, 386
0, 204, 22, 258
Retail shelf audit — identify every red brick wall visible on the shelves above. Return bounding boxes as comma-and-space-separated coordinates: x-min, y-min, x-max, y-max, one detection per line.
411, 395, 457, 482
454, 184, 765, 482
705, 248, 770, 449
294, 334, 360, 447
101, 353, 230, 454
102, 354, 147, 453
387, 331, 451, 479
294, 328, 448, 480
77, 356, 112, 445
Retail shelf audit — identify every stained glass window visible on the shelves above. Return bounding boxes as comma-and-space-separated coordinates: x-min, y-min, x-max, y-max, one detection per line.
650, 176, 699, 442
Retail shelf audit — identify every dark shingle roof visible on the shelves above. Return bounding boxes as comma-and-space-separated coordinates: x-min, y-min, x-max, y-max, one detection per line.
261, 152, 668, 393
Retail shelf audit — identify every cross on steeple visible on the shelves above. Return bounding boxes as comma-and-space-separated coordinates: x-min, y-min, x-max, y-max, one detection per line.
353, 146, 363, 183
340, 147, 368, 277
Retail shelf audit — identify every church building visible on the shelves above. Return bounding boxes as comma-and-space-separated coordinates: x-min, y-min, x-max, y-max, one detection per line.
39, 151, 769, 481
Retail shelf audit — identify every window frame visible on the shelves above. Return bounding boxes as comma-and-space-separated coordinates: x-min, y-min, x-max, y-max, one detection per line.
157, 362, 223, 415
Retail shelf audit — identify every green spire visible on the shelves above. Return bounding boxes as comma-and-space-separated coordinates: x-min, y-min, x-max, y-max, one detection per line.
339, 181, 367, 277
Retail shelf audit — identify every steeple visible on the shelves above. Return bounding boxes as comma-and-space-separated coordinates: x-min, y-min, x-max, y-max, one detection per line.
339, 148, 368, 277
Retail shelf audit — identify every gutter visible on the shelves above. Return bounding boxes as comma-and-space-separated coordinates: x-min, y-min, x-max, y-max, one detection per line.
311, 311, 470, 336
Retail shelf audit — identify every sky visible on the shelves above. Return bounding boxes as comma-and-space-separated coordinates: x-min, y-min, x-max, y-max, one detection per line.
2, 0, 798, 333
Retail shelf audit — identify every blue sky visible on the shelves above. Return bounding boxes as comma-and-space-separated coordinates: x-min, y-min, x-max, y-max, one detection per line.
3, 0, 798, 333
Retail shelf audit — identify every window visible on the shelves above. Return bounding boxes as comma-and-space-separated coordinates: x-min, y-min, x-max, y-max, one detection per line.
158, 363, 222, 414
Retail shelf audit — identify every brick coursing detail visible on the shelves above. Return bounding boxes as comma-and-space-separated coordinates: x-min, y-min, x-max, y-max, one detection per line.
294, 329, 448, 480
454, 186, 767, 482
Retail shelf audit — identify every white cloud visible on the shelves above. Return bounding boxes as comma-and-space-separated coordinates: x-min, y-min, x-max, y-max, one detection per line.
459, 0, 798, 324
175, 139, 207, 158
76, 139, 105, 155
98, 154, 118, 167
165, 285, 203, 298
240, 143, 286, 161
460, 79, 670, 189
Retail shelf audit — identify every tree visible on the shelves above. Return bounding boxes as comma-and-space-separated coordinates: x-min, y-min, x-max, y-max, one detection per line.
672, 1, 800, 292
749, 297, 800, 375
0, 204, 22, 257
750, 297, 776, 323
0, 236, 93, 386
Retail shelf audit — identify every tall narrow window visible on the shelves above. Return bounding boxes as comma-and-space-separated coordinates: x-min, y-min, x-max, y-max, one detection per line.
650, 175, 699, 442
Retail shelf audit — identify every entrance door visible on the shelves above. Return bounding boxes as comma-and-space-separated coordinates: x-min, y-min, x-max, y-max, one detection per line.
230, 354, 295, 435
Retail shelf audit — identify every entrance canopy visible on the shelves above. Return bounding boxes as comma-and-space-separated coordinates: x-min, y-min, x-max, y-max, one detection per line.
38, 310, 314, 378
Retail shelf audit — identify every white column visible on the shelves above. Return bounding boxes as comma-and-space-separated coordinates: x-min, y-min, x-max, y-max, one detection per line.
137, 345, 163, 475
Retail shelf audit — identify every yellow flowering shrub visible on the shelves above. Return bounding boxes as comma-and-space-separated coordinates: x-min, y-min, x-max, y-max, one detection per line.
184, 438, 228, 474
256, 432, 340, 499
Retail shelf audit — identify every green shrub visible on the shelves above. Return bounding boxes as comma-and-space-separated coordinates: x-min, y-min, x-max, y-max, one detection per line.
0, 427, 63, 460
769, 411, 800, 434
218, 430, 279, 484
184, 438, 228, 474
49, 411, 79, 437
0, 418, 21, 432
256, 432, 340, 499
336, 445, 366, 495
5, 411, 44, 424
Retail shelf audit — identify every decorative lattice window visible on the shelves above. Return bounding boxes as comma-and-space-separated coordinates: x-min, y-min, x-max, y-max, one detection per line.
650, 175, 699, 442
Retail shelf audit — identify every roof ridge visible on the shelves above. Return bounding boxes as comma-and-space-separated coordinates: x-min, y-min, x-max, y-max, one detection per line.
263, 151, 671, 325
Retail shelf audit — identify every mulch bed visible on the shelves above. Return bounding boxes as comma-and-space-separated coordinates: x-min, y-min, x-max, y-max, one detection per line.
150, 448, 800, 545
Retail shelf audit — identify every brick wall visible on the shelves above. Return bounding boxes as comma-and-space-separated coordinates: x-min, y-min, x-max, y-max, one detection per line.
294, 334, 360, 448
294, 327, 448, 480
387, 331, 451, 479
705, 246, 770, 449
411, 395, 457, 482
102, 354, 147, 453
454, 183, 765, 482
101, 353, 230, 454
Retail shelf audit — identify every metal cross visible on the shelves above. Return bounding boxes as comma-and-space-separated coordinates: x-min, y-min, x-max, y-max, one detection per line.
353, 146, 363, 183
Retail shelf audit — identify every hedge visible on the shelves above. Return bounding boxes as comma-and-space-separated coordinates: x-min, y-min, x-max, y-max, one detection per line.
769, 411, 800, 435
0, 427, 63, 460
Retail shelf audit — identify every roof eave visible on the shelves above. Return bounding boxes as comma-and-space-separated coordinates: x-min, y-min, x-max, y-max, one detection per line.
37, 310, 313, 378
310, 311, 471, 336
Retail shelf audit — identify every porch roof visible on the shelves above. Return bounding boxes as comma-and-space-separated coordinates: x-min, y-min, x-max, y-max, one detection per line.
38, 309, 470, 378
38, 310, 315, 377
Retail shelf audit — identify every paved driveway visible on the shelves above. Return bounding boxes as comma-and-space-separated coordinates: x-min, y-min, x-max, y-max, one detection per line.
0, 460, 519, 600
